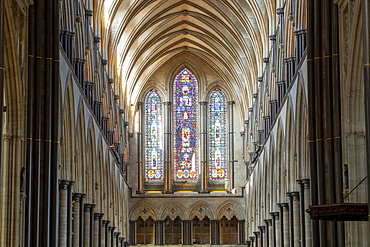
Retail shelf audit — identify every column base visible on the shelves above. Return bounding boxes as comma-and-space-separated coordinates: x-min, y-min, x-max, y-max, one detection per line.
136, 190, 145, 194
198, 190, 209, 194
163, 190, 173, 194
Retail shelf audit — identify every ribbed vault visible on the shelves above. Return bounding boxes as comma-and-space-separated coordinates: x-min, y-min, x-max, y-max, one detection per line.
103, 0, 271, 113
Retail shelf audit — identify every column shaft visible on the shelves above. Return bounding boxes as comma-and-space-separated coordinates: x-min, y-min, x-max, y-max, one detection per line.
291, 192, 300, 247
182, 220, 192, 245
72, 194, 81, 247
155, 220, 164, 245
211, 220, 220, 245
58, 181, 69, 246
282, 203, 290, 247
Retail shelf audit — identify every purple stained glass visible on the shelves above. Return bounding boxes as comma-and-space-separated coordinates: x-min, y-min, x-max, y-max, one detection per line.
145, 91, 163, 181
209, 89, 227, 180
173, 68, 198, 180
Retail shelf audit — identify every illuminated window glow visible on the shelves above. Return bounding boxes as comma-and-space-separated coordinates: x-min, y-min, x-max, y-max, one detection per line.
145, 91, 163, 180
173, 68, 198, 180
209, 89, 227, 180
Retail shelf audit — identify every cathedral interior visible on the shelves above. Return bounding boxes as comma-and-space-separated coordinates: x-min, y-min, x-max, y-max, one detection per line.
1, 0, 370, 246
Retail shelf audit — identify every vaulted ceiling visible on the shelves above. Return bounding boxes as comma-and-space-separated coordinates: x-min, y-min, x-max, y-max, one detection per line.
103, 0, 275, 113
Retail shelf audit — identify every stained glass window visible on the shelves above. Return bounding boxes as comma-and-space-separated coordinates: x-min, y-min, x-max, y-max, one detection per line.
173, 68, 198, 180
145, 91, 163, 181
209, 89, 227, 180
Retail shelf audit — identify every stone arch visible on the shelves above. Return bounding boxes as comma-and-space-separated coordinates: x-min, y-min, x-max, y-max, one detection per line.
61, 78, 76, 181
285, 98, 296, 192
158, 201, 187, 221
130, 200, 158, 221
188, 200, 215, 220
216, 200, 244, 220
295, 78, 308, 178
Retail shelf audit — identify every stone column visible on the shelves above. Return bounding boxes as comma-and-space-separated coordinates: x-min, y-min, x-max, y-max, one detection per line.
258, 226, 265, 247
93, 213, 103, 247
199, 101, 208, 193
287, 192, 294, 247
155, 220, 164, 245
136, 102, 144, 194
238, 220, 245, 245
249, 236, 255, 247
67, 181, 75, 247
72, 193, 83, 247
84, 204, 95, 247
253, 231, 260, 247
182, 220, 192, 245
302, 179, 312, 247
269, 35, 277, 71
129, 220, 136, 245
102, 220, 109, 247
58, 181, 69, 246
264, 219, 272, 247
270, 212, 279, 247
163, 102, 173, 193
281, 203, 290, 247
276, 8, 285, 45
108, 227, 116, 247
291, 192, 301, 247
246, 240, 252, 247
114, 232, 121, 247
211, 220, 220, 245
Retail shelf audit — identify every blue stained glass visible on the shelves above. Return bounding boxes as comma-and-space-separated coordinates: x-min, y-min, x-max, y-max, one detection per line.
209, 89, 227, 180
173, 68, 198, 180
145, 91, 164, 181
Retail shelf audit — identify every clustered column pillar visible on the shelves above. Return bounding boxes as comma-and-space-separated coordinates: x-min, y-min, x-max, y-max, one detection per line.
291, 192, 301, 246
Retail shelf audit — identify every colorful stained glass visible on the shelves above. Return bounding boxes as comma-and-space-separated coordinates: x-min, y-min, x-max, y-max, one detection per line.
173, 68, 198, 180
209, 89, 227, 180
145, 91, 163, 181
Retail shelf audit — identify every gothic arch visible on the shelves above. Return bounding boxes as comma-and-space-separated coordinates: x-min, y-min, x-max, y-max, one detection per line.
216, 200, 244, 220
130, 200, 158, 221
188, 200, 215, 220
158, 201, 186, 221
61, 79, 76, 181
